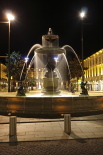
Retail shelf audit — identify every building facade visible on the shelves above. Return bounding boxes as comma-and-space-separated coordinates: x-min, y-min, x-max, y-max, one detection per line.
26, 68, 44, 89
0, 63, 7, 91
84, 49, 103, 91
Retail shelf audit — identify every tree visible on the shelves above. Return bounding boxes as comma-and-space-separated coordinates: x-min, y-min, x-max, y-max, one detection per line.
69, 57, 82, 79
4, 51, 26, 91
28, 77, 36, 90
67, 57, 83, 91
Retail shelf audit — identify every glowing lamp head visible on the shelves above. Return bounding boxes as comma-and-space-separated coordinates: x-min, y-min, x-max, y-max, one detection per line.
80, 11, 85, 19
6, 13, 15, 21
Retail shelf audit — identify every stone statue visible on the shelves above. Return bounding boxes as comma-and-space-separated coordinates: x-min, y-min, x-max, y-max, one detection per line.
16, 81, 26, 96
80, 81, 88, 95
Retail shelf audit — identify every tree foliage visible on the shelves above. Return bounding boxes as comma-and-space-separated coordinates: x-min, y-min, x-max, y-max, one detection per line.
4, 51, 26, 81
67, 57, 83, 80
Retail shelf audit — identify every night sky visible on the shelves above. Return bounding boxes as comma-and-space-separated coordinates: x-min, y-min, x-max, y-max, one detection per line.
0, 0, 103, 62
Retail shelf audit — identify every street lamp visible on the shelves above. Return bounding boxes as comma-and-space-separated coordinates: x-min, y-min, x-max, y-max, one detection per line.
79, 11, 88, 95
80, 11, 86, 82
6, 13, 15, 92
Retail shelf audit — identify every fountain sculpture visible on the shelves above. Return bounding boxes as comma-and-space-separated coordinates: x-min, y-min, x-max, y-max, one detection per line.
35, 28, 65, 95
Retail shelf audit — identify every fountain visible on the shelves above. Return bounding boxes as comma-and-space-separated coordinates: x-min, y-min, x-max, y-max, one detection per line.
19, 28, 84, 95
0, 29, 103, 117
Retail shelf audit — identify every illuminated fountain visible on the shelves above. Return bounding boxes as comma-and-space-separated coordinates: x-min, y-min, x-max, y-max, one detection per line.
1, 29, 102, 117
20, 28, 83, 96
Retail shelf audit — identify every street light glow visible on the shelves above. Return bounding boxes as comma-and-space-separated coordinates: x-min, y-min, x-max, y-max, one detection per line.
6, 13, 15, 21
25, 57, 29, 63
54, 56, 58, 61
80, 11, 85, 19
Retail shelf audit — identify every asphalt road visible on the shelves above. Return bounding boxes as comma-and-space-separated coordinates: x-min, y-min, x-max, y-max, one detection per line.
0, 139, 103, 155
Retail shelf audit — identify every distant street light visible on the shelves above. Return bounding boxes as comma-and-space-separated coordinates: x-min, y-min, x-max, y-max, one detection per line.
24, 57, 29, 63
25, 57, 29, 69
6, 13, 15, 92
54, 56, 58, 63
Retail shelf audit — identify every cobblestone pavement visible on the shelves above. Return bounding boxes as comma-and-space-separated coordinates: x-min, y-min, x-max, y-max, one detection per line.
0, 139, 103, 155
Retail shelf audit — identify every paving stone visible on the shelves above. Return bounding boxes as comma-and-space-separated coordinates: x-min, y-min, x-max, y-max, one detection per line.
0, 114, 103, 143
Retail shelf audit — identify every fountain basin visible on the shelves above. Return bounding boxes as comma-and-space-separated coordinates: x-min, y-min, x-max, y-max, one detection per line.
0, 96, 103, 117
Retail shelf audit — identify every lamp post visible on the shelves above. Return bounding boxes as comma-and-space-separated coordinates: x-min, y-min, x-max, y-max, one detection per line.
79, 11, 88, 95
6, 13, 15, 92
80, 11, 85, 82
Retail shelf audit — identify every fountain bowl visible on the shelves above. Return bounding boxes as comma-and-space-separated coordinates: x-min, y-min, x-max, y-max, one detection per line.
35, 47, 65, 54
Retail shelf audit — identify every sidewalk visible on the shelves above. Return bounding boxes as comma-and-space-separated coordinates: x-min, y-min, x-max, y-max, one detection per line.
0, 114, 103, 142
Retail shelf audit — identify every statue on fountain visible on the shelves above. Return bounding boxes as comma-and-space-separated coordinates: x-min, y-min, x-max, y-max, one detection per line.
16, 81, 26, 96
80, 81, 88, 95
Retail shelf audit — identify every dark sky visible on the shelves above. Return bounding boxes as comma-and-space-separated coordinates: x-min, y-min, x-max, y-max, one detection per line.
0, 0, 103, 61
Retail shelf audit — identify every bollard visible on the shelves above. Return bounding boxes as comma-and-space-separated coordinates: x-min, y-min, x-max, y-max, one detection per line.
9, 116, 17, 136
64, 114, 71, 134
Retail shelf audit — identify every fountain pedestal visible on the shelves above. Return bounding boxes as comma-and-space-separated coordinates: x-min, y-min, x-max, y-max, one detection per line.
42, 77, 60, 95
